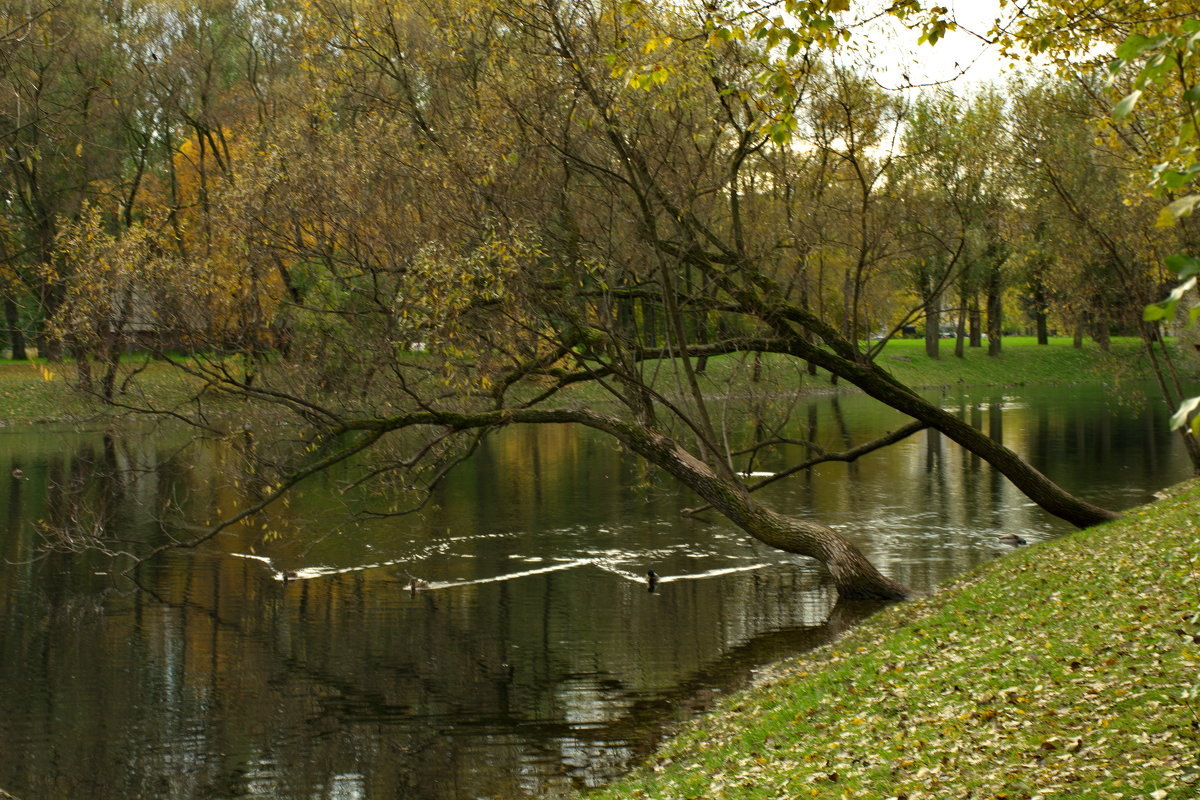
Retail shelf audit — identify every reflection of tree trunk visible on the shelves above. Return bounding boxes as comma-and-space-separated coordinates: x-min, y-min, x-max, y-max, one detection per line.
969, 401, 982, 471
825, 598, 890, 636
102, 433, 126, 502
7, 466, 24, 541
1034, 402, 1050, 472
805, 402, 819, 490
829, 395, 853, 449
989, 399, 1004, 445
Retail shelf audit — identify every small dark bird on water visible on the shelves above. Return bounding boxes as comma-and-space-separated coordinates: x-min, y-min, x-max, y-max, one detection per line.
997, 533, 1027, 546
647, 570, 659, 593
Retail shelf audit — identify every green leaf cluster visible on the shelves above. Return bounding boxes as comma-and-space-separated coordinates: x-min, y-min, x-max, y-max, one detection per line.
1111, 20, 1200, 434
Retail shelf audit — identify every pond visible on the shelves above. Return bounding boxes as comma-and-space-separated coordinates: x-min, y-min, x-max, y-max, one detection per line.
0, 382, 1190, 800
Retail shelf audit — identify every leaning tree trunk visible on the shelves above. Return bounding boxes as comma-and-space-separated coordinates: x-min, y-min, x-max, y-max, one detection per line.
603, 418, 913, 601
349, 408, 914, 601
787, 344, 1120, 528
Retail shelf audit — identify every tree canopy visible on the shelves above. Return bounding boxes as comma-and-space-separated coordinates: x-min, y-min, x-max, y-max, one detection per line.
5, 0, 1197, 599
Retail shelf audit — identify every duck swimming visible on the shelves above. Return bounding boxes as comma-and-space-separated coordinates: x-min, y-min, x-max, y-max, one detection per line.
997, 533, 1027, 546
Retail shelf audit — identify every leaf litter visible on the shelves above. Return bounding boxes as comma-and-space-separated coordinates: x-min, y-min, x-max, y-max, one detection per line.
587, 479, 1200, 800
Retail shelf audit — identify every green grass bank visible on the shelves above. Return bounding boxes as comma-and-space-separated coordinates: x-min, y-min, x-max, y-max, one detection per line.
585, 480, 1200, 800
0, 360, 199, 426
0, 337, 1177, 426
874, 336, 1160, 390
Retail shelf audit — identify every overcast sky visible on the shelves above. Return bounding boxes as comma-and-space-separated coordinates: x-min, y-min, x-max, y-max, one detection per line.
845, 0, 1032, 92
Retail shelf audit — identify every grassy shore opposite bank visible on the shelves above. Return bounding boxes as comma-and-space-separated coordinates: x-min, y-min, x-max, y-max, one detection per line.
668, 337, 1161, 405
585, 479, 1200, 800
873, 337, 1161, 390
0, 336, 1179, 427
0, 360, 201, 426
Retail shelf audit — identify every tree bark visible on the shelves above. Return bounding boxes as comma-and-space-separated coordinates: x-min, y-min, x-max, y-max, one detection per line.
342, 408, 913, 601
968, 295, 982, 348
563, 413, 914, 600
3, 296, 23, 360
954, 285, 966, 358
986, 266, 1002, 357
1035, 310, 1048, 345
925, 296, 940, 360
781, 344, 1120, 528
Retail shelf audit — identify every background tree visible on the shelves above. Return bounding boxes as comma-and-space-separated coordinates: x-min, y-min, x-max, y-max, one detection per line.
892, 88, 1013, 359
1008, 76, 1200, 469
34, 0, 1154, 602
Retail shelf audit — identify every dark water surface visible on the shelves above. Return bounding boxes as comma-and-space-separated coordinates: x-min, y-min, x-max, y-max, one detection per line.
0, 383, 1190, 799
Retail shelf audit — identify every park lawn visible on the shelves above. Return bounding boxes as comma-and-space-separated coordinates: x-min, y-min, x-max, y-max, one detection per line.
0, 359, 209, 426
0, 362, 96, 424
585, 478, 1200, 800
0, 337, 1181, 426
876, 336, 1158, 390
678, 337, 1162, 402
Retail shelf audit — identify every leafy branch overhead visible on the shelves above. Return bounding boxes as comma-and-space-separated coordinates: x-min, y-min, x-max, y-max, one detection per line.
1109, 18, 1200, 433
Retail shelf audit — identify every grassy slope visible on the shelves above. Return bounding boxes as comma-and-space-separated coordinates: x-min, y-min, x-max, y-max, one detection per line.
588, 486, 1200, 799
